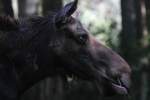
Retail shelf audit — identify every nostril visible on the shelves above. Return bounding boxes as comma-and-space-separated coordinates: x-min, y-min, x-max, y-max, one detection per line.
112, 77, 122, 85
117, 78, 122, 86
120, 79, 130, 93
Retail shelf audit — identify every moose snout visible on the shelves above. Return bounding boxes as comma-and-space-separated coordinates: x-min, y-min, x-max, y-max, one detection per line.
106, 50, 131, 95
89, 37, 131, 95
106, 53, 131, 95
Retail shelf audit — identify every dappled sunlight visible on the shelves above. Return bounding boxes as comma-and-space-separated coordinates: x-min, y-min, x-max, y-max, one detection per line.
72, 0, 121, 48
12, 0, 18, 18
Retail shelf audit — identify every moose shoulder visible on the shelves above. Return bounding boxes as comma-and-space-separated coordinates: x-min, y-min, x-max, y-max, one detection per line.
0, 0, 131, 99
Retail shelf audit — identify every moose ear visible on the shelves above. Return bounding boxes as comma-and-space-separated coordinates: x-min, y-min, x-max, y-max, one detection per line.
0, 16, 19, 31
55, 0, 78, 27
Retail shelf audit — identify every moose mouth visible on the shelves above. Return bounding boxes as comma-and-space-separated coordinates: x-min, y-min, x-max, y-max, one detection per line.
67, 69, 129, 96
110, 78, 129, 95
100, 76, 129, 96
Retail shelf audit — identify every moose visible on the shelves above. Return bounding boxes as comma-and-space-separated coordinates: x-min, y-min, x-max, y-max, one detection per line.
0, 0, 131, 100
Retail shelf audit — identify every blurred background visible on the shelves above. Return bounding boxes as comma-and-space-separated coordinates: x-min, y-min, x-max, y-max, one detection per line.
0, 0, 150, 100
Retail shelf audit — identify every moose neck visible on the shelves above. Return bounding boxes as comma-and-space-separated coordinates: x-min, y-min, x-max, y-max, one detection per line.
17, 67, 46, 94
13, 36, 58, 95
5, 15, 63, 95
16, 52, 60, 95
13, 40, 65, 96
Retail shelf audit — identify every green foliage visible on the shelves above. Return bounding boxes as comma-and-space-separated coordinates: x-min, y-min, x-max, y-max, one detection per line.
75, 0, 121, 49
63, 0, 121, 49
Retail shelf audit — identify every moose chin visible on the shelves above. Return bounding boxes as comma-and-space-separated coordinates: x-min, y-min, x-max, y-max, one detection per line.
0, 0, 131, 99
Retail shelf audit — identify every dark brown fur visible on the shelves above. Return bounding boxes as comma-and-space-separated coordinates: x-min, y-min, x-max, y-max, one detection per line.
0, 0, 131, 100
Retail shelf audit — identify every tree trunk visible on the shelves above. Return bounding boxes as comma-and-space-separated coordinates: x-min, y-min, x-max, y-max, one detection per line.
144, 1, 150, 99
121, 0, 150, 100
141, 72, 148, 100
1, 0, 14, 17
120, 0, 137, 64
120, 0, 140, 100
0, 0, 3, 15
18, 0, 40, 18
42, 0, 62, 15
145, 0, 150, 32
18, 0, 26, 17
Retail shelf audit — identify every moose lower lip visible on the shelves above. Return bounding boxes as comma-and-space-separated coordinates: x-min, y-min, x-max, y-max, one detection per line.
111, 83, 128, 95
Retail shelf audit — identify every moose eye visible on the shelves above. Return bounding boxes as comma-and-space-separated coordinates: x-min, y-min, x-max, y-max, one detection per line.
77, 34, 88, 45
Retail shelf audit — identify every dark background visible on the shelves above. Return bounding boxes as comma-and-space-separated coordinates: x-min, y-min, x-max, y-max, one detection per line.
0, 0, 150, 100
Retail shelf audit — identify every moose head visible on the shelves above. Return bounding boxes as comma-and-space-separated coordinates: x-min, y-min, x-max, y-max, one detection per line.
0, 0, 131, 97
50, 0, 131, 96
